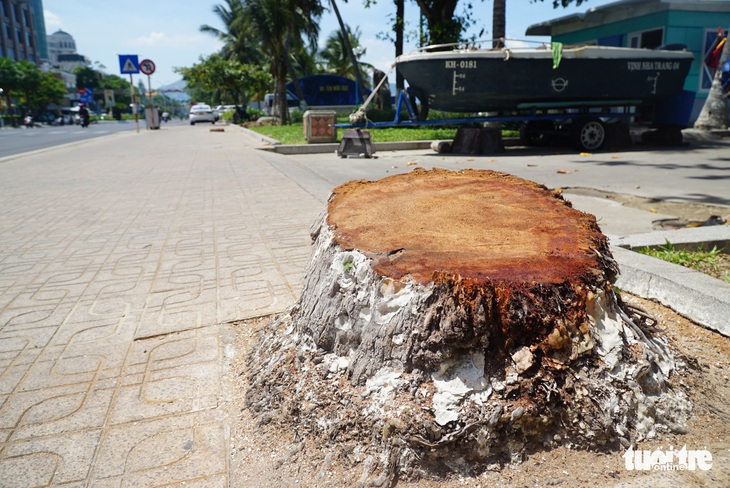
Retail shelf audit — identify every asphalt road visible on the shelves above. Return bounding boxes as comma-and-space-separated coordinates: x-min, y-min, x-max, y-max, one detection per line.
0, 119, 184, 159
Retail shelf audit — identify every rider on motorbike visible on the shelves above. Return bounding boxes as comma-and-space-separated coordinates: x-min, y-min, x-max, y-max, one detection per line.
78, 103, 90, 128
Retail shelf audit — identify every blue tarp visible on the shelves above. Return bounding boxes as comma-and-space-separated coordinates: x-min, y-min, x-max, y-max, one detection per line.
286, 75, 369, 106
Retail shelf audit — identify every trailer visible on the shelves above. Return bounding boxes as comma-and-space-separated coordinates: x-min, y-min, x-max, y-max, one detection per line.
335, 90, 688, 152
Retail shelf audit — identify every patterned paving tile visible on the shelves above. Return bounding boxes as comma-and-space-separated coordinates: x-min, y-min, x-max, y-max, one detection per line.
0, 126, 323, 486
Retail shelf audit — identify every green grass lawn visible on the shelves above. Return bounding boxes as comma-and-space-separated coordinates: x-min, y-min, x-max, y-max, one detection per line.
246, 122, 459, 145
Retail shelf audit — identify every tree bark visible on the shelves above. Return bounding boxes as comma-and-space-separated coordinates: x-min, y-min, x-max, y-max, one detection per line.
395, 0, 405, 91
246, 168, 691, 480
492, 0, 506, 48
694, 29, 729, 130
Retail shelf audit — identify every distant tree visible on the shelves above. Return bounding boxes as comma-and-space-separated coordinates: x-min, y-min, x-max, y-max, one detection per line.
243, 0, 324, 123
175, 54, 273, 106
29, 73, 67, 109
412, 0, 463, 46
0, 59, 66, 112
319, 25, 373, 88
201, 0, 262, 65
200, 0, 324, 123
100, 74, 130, 91
289, 42, 322, 79
75, 66, 101, 91
0, 57, 20, 108
14, 60, 42, 108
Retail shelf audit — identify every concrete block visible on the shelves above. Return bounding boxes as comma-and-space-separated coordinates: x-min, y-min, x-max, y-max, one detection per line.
303, 110, 337, 143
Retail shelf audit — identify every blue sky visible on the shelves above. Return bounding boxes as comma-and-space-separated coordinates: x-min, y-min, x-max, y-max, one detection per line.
43, 0, 617, 88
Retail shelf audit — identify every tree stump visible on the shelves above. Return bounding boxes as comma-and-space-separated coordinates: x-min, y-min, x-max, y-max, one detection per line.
245, 168, 691, 481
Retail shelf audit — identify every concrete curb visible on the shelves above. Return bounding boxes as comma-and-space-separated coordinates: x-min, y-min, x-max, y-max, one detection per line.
612, 245, 730, 338
613, 225, 730, 251
262, 140, 435, 155
611, 226, 730, 337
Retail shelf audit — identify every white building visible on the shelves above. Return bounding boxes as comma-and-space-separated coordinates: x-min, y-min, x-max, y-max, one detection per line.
47, 29, 89, 71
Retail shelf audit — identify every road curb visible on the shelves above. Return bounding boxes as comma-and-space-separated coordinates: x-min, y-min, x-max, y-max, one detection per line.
612, 245, 730, 338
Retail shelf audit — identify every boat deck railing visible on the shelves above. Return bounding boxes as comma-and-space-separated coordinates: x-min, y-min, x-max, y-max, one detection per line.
414, 38, 551, 54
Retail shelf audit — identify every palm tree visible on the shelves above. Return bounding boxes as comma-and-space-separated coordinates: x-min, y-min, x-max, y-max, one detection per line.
201, 0, 262, 66
243, 0, 324, 123
319, 25, 374, 89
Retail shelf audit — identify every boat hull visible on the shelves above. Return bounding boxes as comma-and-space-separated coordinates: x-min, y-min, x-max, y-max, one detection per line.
395, 46, 694, 113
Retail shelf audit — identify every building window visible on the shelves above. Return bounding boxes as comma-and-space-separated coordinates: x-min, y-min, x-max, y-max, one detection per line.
23, 8, 30, 27
628, 28, 664, 49
4, 21, 10, 39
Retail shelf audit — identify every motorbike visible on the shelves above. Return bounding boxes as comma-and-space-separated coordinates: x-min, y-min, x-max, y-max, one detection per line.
23, 115, 34, 128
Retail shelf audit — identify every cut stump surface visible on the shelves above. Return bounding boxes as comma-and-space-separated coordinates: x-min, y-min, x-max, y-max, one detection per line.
328, 168, 608, 284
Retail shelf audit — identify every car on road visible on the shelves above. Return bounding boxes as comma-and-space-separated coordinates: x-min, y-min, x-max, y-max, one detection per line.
213, 105, 236, 121
189, 104, 215, 125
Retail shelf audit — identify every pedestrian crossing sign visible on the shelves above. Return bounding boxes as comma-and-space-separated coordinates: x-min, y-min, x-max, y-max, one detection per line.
119, 54, 140, 74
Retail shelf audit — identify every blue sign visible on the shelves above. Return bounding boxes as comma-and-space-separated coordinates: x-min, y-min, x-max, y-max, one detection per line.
80, 88, 93, 104
119, 54, 139, 74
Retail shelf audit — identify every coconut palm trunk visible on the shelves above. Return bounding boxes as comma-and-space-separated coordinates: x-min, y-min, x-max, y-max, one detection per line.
492, 0, 506, 48
694, 29, 729, 130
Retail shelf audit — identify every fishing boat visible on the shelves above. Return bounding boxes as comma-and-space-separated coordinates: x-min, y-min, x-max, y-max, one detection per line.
395, 43, 694, 116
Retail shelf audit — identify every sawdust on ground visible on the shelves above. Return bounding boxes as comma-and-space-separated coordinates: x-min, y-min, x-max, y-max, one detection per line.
227, 293, 730, 488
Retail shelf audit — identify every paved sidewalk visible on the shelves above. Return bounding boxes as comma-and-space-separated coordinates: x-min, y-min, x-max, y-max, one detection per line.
0, 126, 322, 486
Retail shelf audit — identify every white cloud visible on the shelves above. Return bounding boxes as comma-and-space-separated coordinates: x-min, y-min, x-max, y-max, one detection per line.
44, 10, 62, 32
130, 31, 217, 48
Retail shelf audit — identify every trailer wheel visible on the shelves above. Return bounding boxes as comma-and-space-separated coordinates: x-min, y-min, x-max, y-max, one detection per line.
572, 118, 605, 152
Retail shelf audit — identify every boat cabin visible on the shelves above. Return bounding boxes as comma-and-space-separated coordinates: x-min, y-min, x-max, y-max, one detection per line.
526, 0, 730, 123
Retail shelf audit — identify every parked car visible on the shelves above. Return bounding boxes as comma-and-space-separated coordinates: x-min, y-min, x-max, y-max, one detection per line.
213, 105, 236, 121
189, 104, 215, 125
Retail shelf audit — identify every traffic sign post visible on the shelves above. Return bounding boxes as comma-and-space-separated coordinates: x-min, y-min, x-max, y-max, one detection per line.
78, 88, 93, 104
119, 55, 140, 133
139, 59, 155, 76
139, 59, 158, 130
118, 55, 139, 74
